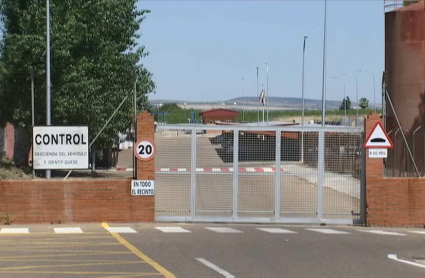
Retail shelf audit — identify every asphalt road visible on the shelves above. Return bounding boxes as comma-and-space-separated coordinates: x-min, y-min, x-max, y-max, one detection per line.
1, 223, 425, 278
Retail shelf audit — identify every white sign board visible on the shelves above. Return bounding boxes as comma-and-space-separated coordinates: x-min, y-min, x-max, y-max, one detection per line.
368, 148, 388, 158
131, 180, 155, 196
33, 126, 89, 170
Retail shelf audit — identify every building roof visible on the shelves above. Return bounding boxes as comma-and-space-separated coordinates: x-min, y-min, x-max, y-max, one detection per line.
199, 108, 239, 116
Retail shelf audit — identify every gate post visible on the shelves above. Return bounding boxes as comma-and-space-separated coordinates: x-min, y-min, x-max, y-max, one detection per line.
364, 113, 384, 225
134, 111, 155, 222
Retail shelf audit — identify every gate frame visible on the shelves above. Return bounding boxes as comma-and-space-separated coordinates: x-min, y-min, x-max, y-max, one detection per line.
155, 124, 365, 225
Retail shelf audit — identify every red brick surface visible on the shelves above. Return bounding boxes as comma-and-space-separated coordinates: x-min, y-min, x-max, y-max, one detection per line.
365, 113, 425, 227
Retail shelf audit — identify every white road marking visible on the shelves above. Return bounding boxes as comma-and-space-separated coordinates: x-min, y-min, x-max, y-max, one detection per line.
359, 230, 406, 236
54, 227, 83, 234
155, 227, 191, 233
196, 258, 235, 278
104, 227, 137, 233
307, 228, 349, 234
0, 228, 29, 234
409, 231, 425, 235
206, 227, 243, 233
388, 254, 425, 269
258, 228, 297, 234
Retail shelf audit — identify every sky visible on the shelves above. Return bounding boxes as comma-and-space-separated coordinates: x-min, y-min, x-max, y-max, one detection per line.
138, 0, 386, 106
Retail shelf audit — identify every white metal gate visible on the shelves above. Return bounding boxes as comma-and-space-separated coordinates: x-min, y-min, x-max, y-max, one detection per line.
154, 124, 364, 225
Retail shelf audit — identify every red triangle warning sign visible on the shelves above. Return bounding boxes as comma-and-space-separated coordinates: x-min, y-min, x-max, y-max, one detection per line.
363, 122, 394, 149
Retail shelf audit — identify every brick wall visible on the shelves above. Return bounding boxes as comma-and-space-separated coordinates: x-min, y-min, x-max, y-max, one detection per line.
0, 180, 153, 223
0, 111, 155, 224
365, 113, 425, 227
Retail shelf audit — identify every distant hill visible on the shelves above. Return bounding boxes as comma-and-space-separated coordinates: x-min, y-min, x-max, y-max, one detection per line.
227, 96, 342, 109
150, 96, 348, 110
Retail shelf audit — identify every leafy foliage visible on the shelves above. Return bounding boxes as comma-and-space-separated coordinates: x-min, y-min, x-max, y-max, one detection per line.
160, 103, 181, 112
339, 96, 351, 111
403, 0, 420, 6
0, 0, 155, 150
359, 97, 369, 109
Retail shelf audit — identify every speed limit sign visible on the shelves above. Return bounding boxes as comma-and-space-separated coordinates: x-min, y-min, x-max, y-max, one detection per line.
134, 138, 157, 161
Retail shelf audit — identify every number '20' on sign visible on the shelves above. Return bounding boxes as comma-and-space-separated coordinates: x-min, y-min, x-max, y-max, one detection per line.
134, 138, 157, 161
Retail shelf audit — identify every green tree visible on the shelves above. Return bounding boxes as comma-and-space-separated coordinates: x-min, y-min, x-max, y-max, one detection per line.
339, 96, 351, 110
0, 0, 155, 151
359, 97, 369, 109
160, 103, 182, 113
403, 0, 420, 6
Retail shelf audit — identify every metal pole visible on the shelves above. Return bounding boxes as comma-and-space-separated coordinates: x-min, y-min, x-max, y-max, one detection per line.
31, 68, 35, 129
320, 0, 327, 127
256, 67, 259, 125
266, 62, 269, 124
46, 0, 51, 179
373, 73, 376, 112
301, 36, 308, 127
242, 77, 245, 123
382, 71, 386, 129
133, 76, 137, 179
31, 67, 35, 178
330, 77, 346, 125
301, 36, 308, 163
343, 79, 346, 120
342, 73, 358, 125
413, 126, 421, 174
64, 94, 130, 180
353, 75, 359, 126
358, 69, 376, 111
386, 89, 420, 176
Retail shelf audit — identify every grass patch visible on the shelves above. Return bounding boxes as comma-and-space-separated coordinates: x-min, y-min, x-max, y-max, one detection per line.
0, 157, 33, 180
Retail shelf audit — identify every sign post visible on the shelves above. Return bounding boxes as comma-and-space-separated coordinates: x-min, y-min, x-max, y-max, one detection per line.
133, 138, 157, 196
363, 122, 394, 158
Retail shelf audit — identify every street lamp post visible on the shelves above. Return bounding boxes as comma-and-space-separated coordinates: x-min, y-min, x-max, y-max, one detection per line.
301, 36, 308, 127
242, 77, 245, 123
357, 69, 376, 111
321, 0, 328, 127
157, 103, 162, 123
330, 76, 346, 123
256, 67, 259, 125
266, 62, 269, 124
342, 73, 359, 124
46, 0, 52, 179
